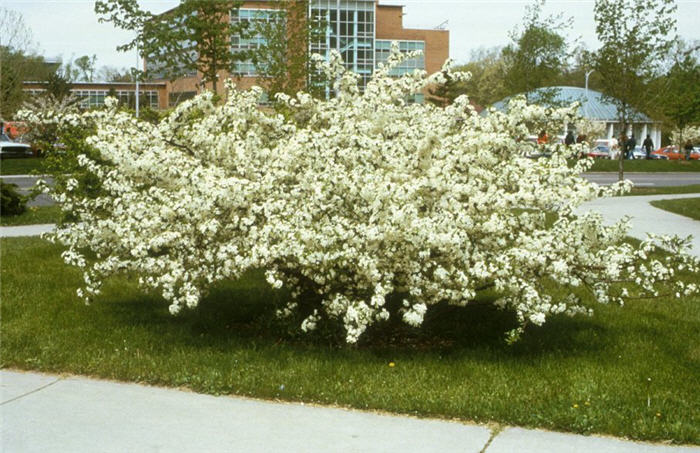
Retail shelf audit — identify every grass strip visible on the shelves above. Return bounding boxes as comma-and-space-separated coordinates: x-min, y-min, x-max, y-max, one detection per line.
626, 185, 700, 196
2, 237, 699, 444
0, 205, 62, 226
0, 158, 45, 176
649, 198, 700, 221
584, 159, 700, 172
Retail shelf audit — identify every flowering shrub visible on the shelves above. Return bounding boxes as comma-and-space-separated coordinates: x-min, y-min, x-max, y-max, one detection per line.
20, 46, 699, 343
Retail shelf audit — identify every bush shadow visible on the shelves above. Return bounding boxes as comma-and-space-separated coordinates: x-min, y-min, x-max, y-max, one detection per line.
97, 272, 618, 358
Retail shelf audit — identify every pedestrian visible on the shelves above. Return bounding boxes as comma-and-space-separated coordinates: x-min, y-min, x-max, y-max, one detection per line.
565, 130, 575, 146
684, 141, 694, 160
537, 130, 548, 145
625, 134, 636, 159
642, 134, 654, 159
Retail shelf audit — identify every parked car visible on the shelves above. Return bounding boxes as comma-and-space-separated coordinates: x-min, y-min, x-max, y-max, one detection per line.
0, 133, 33, 159
651, 146, 686, 160
586, 145, 611, 159
594, 138, 620, 159
629, 146, 647, 159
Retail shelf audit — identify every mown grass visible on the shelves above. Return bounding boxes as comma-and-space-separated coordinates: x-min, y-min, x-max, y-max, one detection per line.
0, 158, 44, 176
1, 237, 699, 444
585, 159, 700, 172
650, 197, 700, 221
0, 205, 62, 226
627, 185, 700, 196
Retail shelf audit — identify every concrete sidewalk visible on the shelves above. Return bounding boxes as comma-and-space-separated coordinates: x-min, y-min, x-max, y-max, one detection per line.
2, 370, 698, 453
0, 223, 56, 238
577, 193, 700, 258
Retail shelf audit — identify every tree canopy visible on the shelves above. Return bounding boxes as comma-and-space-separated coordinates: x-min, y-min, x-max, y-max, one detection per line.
501, 0, 574, 103
593, 0, 677, 179
95, 0, 249, 93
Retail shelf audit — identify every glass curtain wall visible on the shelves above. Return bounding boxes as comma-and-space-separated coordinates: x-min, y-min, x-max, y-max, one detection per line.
230, 8, 282, 76
310, 0, 375, 89
374, 40, 425, 76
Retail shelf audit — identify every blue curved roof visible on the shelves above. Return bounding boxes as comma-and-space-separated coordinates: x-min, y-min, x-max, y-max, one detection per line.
491, 86, 652, 123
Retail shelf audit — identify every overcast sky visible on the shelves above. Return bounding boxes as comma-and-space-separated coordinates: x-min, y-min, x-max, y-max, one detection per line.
5, 0, 700, 71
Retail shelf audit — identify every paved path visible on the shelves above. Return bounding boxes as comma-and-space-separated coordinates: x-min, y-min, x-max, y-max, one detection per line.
0, 223, 56, 238
577, 193, 700, 258
2, 370, 698, 453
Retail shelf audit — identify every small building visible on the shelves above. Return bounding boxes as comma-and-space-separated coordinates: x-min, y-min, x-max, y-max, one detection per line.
491, 86, 662, 146
23, 81, 168, 110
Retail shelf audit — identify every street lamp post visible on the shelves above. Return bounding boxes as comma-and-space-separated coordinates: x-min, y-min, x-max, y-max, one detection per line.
135, 40, 140, 118
584, 69, 594, 117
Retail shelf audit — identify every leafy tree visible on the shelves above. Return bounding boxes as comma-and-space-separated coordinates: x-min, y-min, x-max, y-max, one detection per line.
0, 8, 52, 118
0, 48, 55, 119
502, 0, 573, 103
74, 54, 98, 82
661, 41, 700, 148
558, 45, 603, 92
246, 1, 326, 101
426, 47, 507, 109
97, 65, 132, 82
592, 0, 677, 180
457, 47, 508, 108
44, 72, 73, 101
95, 0, 248, 93
427, 70, 466, 107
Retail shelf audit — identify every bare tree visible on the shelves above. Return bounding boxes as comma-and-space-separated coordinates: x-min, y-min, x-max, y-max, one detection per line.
0, 7, 34, 52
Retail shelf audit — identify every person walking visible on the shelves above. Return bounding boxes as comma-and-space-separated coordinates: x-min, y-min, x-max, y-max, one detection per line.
565, 130, 575, 146
684, 141, 694, 160
625, 134, 637, 159
642, 134, 654, 159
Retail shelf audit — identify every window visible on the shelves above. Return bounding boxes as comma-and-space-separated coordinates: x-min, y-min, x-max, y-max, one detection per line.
230, 8, 283, 76
375, 40, 425, 76
72, 89, 159, 109
310, 0, 375, 90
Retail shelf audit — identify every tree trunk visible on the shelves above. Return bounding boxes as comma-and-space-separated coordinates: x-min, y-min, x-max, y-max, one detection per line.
618, 116, 627, 182
618, 144, 624, 181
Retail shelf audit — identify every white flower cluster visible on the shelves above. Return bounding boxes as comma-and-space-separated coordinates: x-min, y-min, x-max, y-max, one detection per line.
21, 45, 699, 343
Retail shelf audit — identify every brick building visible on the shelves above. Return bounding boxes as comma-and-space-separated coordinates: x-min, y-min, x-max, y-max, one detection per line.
148, 0, 449, 106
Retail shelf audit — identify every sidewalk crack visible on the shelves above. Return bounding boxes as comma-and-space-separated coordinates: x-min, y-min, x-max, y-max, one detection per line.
1, 378, 63, 406
480, 423, 505, 453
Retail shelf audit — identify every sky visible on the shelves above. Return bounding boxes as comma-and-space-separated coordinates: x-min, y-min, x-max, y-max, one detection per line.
4, 0, 700, 71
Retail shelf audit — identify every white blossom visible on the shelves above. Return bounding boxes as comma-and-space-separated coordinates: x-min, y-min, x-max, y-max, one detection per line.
18, 46, 699, 343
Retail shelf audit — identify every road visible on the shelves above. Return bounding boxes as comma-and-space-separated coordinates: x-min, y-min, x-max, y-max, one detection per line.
0, 174, 54, 206
582, 172, 700, 186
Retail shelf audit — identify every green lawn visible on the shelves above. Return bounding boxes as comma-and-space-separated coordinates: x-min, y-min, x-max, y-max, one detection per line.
650, 198, 700, 221
627, 185, 700, 196
0, 158, 45, 176
2, 237, 699, 444
0, 205, 62, 226
584, 159, 700, 172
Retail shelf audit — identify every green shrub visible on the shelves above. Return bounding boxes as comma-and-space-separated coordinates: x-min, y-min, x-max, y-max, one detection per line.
1, 182, 27, 216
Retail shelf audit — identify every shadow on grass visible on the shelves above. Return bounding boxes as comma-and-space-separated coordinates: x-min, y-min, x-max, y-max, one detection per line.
96, 271, 614, 359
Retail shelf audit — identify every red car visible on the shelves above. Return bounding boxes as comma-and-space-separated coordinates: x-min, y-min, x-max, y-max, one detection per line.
586, 145, 611, 159
650, 146, 686, 160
